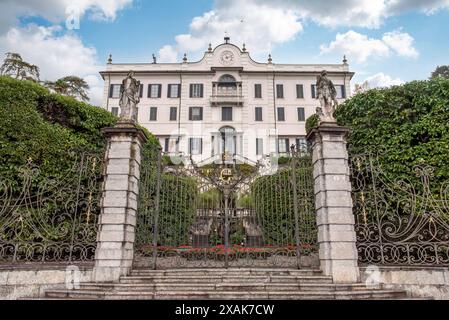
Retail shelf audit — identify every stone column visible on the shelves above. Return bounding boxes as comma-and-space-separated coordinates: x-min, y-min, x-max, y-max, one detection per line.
93, 122, 147, 282
307, 124, 360, 283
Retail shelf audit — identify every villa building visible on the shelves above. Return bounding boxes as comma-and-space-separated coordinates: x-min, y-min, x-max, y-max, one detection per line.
100, 37, 354, 164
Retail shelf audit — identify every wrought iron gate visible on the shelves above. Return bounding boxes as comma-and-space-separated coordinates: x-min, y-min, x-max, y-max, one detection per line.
134, 147, 317, 269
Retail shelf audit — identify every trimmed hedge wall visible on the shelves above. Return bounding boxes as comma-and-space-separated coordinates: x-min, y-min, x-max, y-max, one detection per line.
251, 164, 316, 247
157, 174, 197, 246
0, 76, 160, 181
335, 78, 449, 193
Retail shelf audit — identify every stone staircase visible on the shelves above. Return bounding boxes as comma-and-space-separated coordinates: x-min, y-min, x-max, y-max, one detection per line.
41, 268, 410, 300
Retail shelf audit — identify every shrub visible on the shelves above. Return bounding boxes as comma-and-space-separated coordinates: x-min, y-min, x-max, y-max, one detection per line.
157, 174, 197, 246
251, 162, 316, 247
335, 78, 449, 194
305, 114, 319, 134
0, 76, 160, 180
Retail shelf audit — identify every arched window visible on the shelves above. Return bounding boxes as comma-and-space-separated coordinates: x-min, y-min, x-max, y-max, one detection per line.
218, 74, 236, 83
217, 75, 237, 96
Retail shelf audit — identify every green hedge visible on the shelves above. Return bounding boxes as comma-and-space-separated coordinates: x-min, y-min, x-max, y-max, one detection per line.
0, 76, 160, 180
251, 163, 316, 247
305, 114, 319, 134
157, 174, 197, 246
335, 78, 449, 193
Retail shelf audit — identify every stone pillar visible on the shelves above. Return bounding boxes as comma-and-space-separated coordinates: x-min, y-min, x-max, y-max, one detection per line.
307, 124, 360, 283
93, 122, 147, 282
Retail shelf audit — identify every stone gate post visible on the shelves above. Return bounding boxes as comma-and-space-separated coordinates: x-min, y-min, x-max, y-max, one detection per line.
307, 124, 360, 283
93, 122, 147, 282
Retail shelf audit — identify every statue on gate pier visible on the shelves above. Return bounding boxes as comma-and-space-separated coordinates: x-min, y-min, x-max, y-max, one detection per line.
119, 71, 141, 123
316, 70, 339, 123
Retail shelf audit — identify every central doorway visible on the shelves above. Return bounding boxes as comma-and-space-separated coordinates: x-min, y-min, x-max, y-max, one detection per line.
219, 126, 236, 155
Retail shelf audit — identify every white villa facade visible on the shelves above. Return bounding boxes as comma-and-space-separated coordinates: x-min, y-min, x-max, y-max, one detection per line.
100, 38, 354, 164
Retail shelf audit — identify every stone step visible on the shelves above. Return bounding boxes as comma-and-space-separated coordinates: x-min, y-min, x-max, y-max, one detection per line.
44, 289, 407, 300
119, 275, 334, 284
79, 282, 374, 292
130, 270, 322, 276
130, 269, 323, 276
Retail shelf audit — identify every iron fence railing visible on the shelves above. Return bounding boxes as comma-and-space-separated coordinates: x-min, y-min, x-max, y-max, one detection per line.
350, 153, 449, 266
0, 151, 104, 264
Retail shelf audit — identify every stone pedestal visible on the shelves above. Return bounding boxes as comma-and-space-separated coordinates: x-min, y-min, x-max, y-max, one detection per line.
307, 124, 360, 283
93, 122, 147, 282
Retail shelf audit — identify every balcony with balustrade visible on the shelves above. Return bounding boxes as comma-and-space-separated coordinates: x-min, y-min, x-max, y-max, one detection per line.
210, 78, 244, 107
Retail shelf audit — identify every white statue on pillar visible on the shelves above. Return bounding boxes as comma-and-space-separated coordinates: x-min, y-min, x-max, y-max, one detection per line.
316, 70, 338, 123
119, 71, 141, 123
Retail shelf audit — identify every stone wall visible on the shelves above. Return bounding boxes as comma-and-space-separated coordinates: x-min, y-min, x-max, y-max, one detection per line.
0, 266, 93, 300
360, 266, 449, 300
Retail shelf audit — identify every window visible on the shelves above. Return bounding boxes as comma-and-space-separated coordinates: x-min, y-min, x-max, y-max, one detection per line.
297, 107, 305, 121
276, 84, 284, 98
111, 107, 119, 116
149, 107, 157, 121
169, 107, 177, 121
296, 138, 307, 152
335, 85, 347, 99
256, 138, 263, 156
222, 107, 233, 121
255, 84, 262, 98
189, 107, 203, 121
255, 107, 263, 121
164, 138, 170, 153
277, 107, 285, 121
148, 84, 162, 98
168, 84, 180, 98
164, 138, 179, 153
190, 84, 204, 98
139, 84, 144, 98
189, 138, 203, 155
277, 138, 290, 154
311, 85, 317, 99
109, 84, 122, 98
296, 84, 304, 99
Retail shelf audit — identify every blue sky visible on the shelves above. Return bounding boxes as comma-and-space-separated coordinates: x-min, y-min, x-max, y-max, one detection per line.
0, 0, 448, 104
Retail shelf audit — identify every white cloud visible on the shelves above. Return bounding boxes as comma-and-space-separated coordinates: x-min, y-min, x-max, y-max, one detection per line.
320, 31, 391, 63
159, 0, 303, 58
382, 30, 419, 58
364, 72, 405, 88
0, 0, 133, 32
157, 0, 449, 61
320, 30, 419, 63
258, 0, 449, 28
158, 45, 178, 63
0, 25, 103, 105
